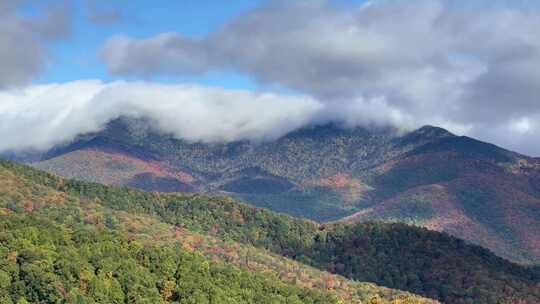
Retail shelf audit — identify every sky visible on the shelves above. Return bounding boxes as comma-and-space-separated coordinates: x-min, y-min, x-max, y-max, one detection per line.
2, 0, 540, 156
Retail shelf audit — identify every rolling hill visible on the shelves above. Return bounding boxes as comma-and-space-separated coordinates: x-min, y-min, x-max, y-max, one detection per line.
21, 116, 540, 266
0, 160, 430, 304
1, 160, 539, 303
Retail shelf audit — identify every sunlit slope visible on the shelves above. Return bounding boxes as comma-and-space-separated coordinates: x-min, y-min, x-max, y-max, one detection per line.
0, 160, 432, 303
3, 160, 539, 303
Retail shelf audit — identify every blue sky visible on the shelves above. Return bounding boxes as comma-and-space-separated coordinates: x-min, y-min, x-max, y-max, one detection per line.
32, 0, 264, 88
27, 0, 368, 90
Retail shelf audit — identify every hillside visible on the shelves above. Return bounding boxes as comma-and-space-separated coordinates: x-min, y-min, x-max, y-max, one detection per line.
0, 160, 430, 304
25, 116, 540, 265
1, 160, 539, 303
1, 215, 341, 304
343, 136, 540, 265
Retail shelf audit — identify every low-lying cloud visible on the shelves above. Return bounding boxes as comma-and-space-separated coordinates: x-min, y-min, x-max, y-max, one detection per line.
0, 81, 326, 152
0, 80, 428, 153
99, 0, 540, 156
1, 80, 538, 157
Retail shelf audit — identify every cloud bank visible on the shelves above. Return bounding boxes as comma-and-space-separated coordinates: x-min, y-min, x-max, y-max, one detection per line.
0, 81, 325, 152
0, 80, 428, 153
99, 0, 540, 155
1, 80, 537, 156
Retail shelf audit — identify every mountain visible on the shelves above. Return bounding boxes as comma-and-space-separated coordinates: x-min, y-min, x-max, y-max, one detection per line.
2, 160, 540, 303
16, 116, 540, 265
341, 135, 540, 265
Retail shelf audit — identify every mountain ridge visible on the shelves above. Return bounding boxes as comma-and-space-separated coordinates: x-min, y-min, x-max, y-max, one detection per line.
10, 116, 540, 265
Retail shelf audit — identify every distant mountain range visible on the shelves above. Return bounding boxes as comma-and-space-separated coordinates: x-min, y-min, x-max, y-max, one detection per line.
8, 116, 540, 265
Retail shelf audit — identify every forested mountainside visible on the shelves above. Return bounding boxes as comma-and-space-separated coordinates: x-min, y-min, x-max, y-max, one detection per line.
0, 160, 431, 304
1, 160, 539, 304
31, 117, 446, 221
1, 215, 338, 304
25, 116, 540, 265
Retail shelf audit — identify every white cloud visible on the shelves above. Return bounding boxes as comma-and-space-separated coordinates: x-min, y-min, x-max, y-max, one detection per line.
2, 79, 540, 156
510, 117, 534, 135
0, 81, 326, 152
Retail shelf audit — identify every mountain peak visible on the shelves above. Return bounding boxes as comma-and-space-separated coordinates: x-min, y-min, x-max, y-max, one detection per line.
394, 125, 455, 148
412, 125, 455, 138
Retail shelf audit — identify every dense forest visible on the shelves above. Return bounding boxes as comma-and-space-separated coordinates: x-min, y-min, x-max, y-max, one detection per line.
0, 160, 434, 303
0, 214, 337, 304
311, 223, 540, 303
1, 160, 539, 303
